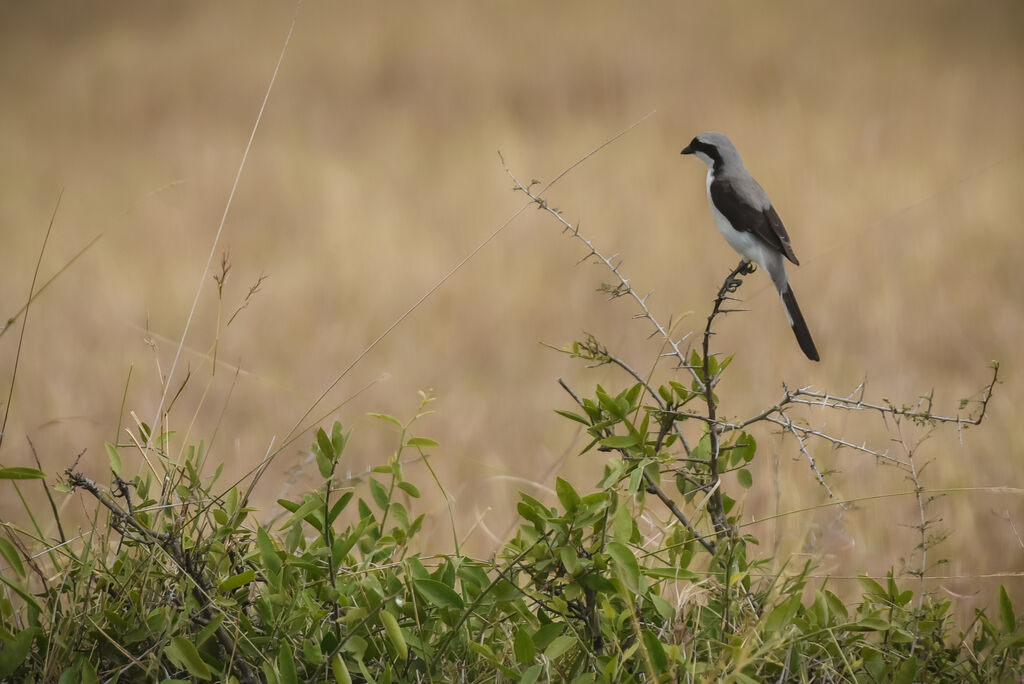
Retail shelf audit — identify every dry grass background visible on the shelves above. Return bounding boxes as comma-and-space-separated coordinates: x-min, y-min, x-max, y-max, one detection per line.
2, 1, 1022, 622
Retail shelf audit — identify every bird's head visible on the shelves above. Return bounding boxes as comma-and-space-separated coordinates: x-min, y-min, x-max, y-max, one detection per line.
681, 131, 741, 174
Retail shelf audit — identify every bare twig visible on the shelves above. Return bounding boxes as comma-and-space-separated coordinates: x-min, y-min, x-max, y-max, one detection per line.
65, 469, 261, 682
698, 260, 752, 538
769, 413, 845, 504
783, 362, 998, 429
501, 158, 698, 386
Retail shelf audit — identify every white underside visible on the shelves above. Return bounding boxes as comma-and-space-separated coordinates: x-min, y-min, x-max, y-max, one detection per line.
704, 170, 793, 324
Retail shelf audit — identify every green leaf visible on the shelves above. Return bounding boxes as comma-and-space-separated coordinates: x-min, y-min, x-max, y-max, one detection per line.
513, 627, 536, 664
219, 570, 256, 592
277, 641, 298, 684
104, 442, 123, 476
688, 349, 702, 371
613, 503, 633, 544
857, 575, 887, 600
406, 436, 439, 448
223, 486, 239, 517
600, 434, 639, 449
641, 566, 699, 581
628, 466, 644, 495
369, 478, 389, 511
0, 627, 38, 678
284, 495, 324, 529
650, 593, 675, 621
396, 481, 420, 498
165, 636, 212, 680
355, 658, 375, 684
824, 589, 848, 620
554, 409, 591, 426
316, 428, 335, 478
690, 431, 711, 462
367, 412, 403, 427
330, 421, 348, 455
0, 467, 46, 480
194, 613, 223, 649
380, 610, 408, 660
594, 386, 618, 415
579, 574, 617, 594
560, 547, 581, 576
153, 429, 175, 450
607, 542, 640, 593
316, 428, 336, 461
641, 630, 667, 672
414, 578, 464, 611
736, 468, 753, 489
519, 664, 542, 684
846, 617, 890, 632
302, 638, 323, 665
733, 432, 757, 463
675, 472, 695, 499
555, 477, 581, 512
331, 654, 353, 684
891, 655, 919, 684
1000, 585, 1016, 633
544, 634, 576, 662
256, 527, 282, 576
328, 492, 355, 525
763, 594, 802, 635
532, 623, 565, 650
993, 630, 1024, 653
79, 656, 99, 684
718, 353, 735, 374
0, 537, 25, 578
468, 640, 498, 664
0, 574, 42, 614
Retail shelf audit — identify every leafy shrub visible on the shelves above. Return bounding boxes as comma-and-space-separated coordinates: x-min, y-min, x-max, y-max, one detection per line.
0, 366, 1019, 682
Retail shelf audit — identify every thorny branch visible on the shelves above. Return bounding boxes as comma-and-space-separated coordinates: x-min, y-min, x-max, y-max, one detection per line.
501, 157, 700, 388
699, 260, 753, 539
65, 469, 260, 683
504, 154, 1001, 549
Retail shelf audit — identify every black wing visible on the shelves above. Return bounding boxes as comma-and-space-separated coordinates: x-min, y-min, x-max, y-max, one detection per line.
710, 179, 800, 265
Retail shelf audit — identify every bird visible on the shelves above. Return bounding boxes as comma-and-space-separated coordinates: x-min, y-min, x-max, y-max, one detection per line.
681, 131, 819, 361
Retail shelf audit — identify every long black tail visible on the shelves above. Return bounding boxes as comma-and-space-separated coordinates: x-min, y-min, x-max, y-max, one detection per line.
781, 284, 820, 361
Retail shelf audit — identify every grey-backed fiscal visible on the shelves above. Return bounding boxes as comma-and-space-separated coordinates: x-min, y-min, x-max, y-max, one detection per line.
681, 131, 820, 361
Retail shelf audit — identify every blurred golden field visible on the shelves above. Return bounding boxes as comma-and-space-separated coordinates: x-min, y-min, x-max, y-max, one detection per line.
2, 1, 1022, 621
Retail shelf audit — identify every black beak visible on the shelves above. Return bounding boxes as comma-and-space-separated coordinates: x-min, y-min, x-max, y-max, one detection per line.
681, 144, 694, 155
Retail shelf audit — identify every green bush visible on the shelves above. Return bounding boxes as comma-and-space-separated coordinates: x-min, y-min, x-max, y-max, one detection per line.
1, 366, 1019, 682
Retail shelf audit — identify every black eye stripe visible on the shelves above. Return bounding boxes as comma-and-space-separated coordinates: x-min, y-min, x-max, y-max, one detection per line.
692, 139, 724, 173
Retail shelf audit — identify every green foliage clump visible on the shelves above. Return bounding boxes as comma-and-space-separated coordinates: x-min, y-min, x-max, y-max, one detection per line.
0, 379, 1021, 683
